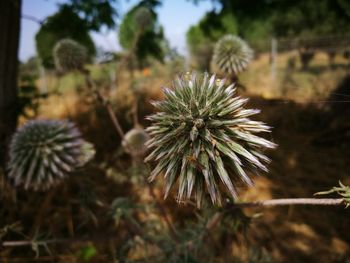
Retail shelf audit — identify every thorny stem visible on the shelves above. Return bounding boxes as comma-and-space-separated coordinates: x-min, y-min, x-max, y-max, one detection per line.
1, 196, 342, 246
144, 176, 180, 242
228, 198, 344, 208
132, 97, 140, 127
29, 188, 57, 238
82, 69, 179, 241
177, 197, 346, 258
1, 231, 133, 248
82, 69, 125, 138
1, 198, 345, 261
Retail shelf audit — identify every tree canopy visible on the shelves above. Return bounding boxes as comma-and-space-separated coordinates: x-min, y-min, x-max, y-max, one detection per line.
66, 0, 118, 31
35, 0, 118, 68
188, 0, 350, 41
36, 5, 95, 68
118, 0, 165, 66
186, 0, 350, 68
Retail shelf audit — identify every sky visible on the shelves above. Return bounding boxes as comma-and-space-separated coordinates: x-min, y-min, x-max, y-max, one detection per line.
19, 0, 214, 61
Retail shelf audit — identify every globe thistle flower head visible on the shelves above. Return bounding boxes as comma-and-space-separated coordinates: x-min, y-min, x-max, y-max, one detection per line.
134, 7, 153, 30
145, 73, 276, 207
7, 120, 95, 191
213, 35, 253, 75
122, 128, 150, 158
53, 39, 88, 73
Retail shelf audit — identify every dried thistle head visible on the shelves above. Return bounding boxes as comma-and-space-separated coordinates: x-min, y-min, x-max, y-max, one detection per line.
134, 7, 153, 31
53, 38, 88, 72
122, 128, 150, 158
7, 120, 95, 190
145, 73, 276, 207
213, 35, 253, 75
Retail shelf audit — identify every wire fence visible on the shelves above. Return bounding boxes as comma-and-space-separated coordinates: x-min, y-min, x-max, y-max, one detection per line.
252, 35, 350, 54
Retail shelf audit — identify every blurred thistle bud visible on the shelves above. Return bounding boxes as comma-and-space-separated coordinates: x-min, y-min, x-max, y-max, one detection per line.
145, 73, 276, 207
7, 120, 95, 191
122, 128, 150, 158
134, 7, 153, 31
53, 39, 88, 73
213, 35, 253, 75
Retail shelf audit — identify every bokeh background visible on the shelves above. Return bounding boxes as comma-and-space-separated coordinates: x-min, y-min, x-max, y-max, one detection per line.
1, 0, 350, 262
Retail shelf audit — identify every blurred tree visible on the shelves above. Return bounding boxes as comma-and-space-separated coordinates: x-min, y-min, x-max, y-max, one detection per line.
67, 0, 118, 31
36, 0, 118, 68
119, 0, 165, 68
187, 11, 238, 70
36, 6, 95, 68
271, 0, 350, 38
19, 57, 40, 80
0, 0, 21, 167
188, 0, 350, 40
187, 0, 350, 66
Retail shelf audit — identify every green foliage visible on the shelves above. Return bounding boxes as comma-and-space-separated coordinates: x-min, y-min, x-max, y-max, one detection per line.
53, 39, 88, 73
64, 0, 117, 31
270, 0, 350, 38
187, 0, 350, 56
18, 57, 48, 119
118, 3, 165, 66
20, 57, 40, 80
187, 12, 238, 70
35, 5, 95, 68
145, 73, 276, 207
77, 245, 97, 262
7, 120, 95, 190
109, 197, 140, 225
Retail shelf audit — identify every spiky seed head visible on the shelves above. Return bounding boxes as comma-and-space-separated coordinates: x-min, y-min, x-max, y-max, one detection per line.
123, 128, 150, 158
145, 73, 276, 207
134, 7, 153, 30
53, 39, 88, 72
7, 120, 95, 191
213, 35, 253, 75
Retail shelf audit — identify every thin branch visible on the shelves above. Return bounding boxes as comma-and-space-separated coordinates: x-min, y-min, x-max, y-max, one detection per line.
1, 234, 118, 247
1, 217, 160, 248
29, 188, 57, 238
82, 69, 178, 241
145, 179, 180, 242
21, 14, 44, 25
82, 69, 125, 138
227, 198, 344, 208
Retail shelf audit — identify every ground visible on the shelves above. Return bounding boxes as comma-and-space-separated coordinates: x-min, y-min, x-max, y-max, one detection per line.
1, 51, 350, 262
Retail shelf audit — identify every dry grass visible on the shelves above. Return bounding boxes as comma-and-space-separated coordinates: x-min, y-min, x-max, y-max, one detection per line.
2, 52, 350, 262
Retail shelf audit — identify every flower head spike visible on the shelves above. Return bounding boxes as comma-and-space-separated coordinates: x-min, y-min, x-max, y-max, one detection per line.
7, 120, 95, 191
145, 73, 276, 207
213, 35, 253, 75
53, 39, 88, 73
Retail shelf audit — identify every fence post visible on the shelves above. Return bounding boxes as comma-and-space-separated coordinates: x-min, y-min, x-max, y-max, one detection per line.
38, 64, 48, 94
110, 67, 117, 91
271, 37, 278, 85
36, 57, 48, 94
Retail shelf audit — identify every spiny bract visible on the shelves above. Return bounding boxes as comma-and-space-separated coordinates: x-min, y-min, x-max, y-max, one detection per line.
7, 120, 95, 191
213, 35, 253, 75
53, 38, 88, 72
122, 128, 150, 158
145, 73, 276, 207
